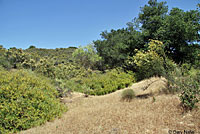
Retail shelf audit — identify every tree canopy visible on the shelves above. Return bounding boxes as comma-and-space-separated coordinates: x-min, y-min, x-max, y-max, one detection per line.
94, 0, 200, 68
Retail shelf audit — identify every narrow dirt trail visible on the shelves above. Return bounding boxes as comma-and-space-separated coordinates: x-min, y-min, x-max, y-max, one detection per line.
19, 78, 200, 134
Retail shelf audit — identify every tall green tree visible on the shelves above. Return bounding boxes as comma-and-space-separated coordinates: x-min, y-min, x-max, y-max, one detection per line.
137, 0, 200, 63
94, 0, 200, 68
162, 8, 200, 63
138, 0, 168, 41
94, 28, 144, 68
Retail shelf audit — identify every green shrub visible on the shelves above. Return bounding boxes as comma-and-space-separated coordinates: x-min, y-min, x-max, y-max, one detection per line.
72, 44, 102, 69
65, 69, 136, 96
6, 48, 30, 69
54, 63, 87, 80
85, 69, 135, 95
131, 40, 174, 80
0, 56, 12, 69
165, 67, 183, 94
179, 76, 200, 110
179, 69, 200, 110
0, 70, 67, 134
121, 89, 135, 101
35, 58, 87, 80
0, 48, 12, 69
0, 65, 5, 71
166, 66, 200, 110
34, 58, 56, 78
188, 67, 200, 78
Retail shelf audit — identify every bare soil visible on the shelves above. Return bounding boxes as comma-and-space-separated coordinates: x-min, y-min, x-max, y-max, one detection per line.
19, 77, 200, 134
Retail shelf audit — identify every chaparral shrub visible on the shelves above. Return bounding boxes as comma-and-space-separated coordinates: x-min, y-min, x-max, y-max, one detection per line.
167, 65, 200, 110
0, 70, 67, 134
129, 40, 176, 81
179, 75, 200, 110
65, 69, 136, 96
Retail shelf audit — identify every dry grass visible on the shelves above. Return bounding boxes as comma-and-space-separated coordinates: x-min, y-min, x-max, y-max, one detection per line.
19, 77, 200, 134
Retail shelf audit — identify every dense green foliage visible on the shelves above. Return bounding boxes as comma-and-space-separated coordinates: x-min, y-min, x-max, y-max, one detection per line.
0, 45, 136, 97
137, 0, 200, 64
34, 58, 86, 80
94, 0, 200, 68
25, 47, 77, 63
133, 40, 166, 79
72, 44, 102, 69
126, 40, 176, 80
167, 66, 200, 110
179, 75, 200, 110
0, 46, 11, 69
62, 69, 136, 96
94, 28, 144, 69
0, 70, 67, 133
0, 45, 86, 80
82, 69, 135, 95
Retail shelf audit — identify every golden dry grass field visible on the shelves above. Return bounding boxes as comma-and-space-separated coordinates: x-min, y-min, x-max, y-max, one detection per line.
19, 77, 200, 134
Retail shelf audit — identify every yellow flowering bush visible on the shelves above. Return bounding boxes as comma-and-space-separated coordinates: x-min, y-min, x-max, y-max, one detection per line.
54, 63, 87, 80
0, 70, 67, 134
133, 40, 170, 80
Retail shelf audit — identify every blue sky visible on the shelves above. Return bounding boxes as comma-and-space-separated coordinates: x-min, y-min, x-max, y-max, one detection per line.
0, 0, 199, 49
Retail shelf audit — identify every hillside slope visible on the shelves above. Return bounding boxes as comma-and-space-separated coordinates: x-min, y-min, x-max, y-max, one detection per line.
19, 77, 200, 134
